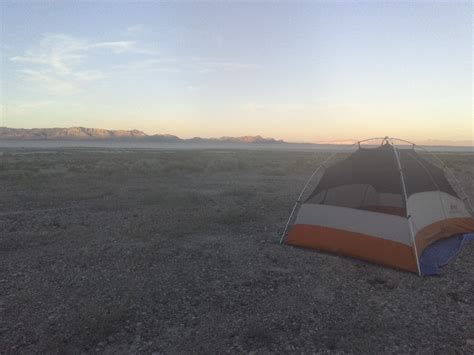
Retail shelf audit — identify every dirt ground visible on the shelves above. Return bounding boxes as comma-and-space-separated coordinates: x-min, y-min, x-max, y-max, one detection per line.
1, 148, 473, 354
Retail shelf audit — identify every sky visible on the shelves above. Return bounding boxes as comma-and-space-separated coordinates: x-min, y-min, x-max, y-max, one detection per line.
0, 1, 472, 145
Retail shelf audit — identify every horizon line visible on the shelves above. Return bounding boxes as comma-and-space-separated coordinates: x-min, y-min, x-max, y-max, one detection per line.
1, 126, 473, 148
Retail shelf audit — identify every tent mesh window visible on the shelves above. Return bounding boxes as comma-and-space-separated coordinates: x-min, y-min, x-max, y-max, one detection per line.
304, 142, 459, 217
398, 149, 457, 198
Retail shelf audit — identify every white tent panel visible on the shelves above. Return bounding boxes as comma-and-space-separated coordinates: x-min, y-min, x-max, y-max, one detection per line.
408, 191, 470, 234
294, 204, 412, 245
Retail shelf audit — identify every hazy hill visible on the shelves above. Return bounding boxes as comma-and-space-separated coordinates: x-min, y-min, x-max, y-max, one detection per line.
218, 135, 284, 143
0, 127, 147, 140
0, 127, 284, 144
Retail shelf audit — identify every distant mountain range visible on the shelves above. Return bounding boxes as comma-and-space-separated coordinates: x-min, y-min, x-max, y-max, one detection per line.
0, 127, 285, 144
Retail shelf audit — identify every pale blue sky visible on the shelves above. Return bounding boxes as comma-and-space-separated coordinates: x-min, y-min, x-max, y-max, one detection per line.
0, 1, 472, 144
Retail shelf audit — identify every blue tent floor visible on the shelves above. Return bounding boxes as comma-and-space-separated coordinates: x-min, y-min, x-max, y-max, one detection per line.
420, 232, 474, 276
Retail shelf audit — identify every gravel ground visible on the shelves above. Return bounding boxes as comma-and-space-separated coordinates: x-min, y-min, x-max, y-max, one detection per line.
0, 148, 473, 354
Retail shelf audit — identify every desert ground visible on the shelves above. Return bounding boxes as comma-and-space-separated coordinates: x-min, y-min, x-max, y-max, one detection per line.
1, 148, 473, 354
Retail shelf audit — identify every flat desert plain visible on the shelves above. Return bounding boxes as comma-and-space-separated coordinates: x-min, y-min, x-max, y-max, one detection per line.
1, 148, 473, 353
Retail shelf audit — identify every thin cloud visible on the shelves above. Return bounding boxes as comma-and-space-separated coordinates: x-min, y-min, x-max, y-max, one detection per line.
124, 25, 145, 37
19, 69, 80, 94
191, 57, 260, 74
9, 32, 259, 96
114, 58, 181, 74
10, 33, 140, 94
113, 57, 259, 76
10, 35, 137, 73
3, 100, 56, 113
240, 102, 308, 114
89, 41, 136, 53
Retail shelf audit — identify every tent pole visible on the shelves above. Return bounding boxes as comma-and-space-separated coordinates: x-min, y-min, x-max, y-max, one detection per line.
389, 138, 422, 276
279, 146, 355, 244
279, 163, 325, 244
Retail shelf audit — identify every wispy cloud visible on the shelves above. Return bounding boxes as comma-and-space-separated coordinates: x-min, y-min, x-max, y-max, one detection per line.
4, 100, 55, 111
124, 25, 145, 37
10, 33, 139, 94
117, 57, 259, 76
239, 102, 308, 114
11, 34, 137, 72
113, 58, 181, 74
18, 69, 80, 94
88, 40, 136, 53
110, 56, 259, 79
186, 85, 203, 94
191, 57, 260, 74
9, 31, 259, 95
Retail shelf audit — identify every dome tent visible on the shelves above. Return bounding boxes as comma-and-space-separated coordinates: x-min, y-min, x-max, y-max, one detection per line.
280, 137, 474, 275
